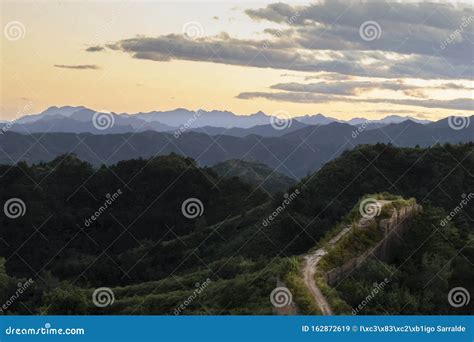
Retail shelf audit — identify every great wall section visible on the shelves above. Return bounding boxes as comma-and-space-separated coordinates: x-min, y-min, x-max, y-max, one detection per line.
301, 199, 423, 314
325, 202, 422, 286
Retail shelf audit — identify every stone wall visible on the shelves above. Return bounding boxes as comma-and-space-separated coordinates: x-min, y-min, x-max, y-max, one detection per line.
325, 203, 422, 286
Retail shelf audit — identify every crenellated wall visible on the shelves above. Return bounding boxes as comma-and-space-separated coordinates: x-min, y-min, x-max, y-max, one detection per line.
325, 203, 422, 286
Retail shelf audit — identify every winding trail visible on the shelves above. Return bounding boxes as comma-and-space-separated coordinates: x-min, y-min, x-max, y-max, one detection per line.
302, 227, 350, 315
302, 200, 391, 315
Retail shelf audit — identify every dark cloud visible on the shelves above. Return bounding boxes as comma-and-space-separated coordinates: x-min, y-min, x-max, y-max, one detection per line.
85, 46, 105, 52
97, 33, 471, 80
53, 64, 100, 70
246, 1, 473, 67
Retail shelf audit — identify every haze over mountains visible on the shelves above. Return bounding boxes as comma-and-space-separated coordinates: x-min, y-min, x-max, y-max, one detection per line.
2, 106, 434, 136
1, 107, 472, 178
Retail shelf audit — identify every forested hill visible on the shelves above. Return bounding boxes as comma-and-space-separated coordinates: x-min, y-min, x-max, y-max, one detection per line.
0, 144, 472, 315
211, 159, 296, 194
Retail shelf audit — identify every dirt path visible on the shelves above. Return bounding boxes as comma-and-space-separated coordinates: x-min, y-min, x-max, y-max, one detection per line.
302, 200, 391, 315
302, 227, 351, 315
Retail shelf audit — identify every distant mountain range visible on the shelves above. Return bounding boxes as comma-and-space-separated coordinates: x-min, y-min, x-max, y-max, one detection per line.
1, 115, 472, 178
1, 105, 434, 136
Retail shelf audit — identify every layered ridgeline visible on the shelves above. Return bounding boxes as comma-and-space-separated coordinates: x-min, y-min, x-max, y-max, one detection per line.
1, 117, 473, 178
0, 144, 472, 314
1, 105, 431, 134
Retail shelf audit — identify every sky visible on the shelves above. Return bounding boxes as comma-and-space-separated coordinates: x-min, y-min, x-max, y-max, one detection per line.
1, 0, 473, 121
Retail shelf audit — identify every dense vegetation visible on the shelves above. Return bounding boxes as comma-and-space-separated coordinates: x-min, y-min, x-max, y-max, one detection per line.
336, 206, 473, 314
0, 143, 472, 315
212, 159, 296, 194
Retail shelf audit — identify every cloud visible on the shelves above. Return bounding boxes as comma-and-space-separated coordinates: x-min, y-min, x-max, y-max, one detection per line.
237, 91, 474, 111
53, 64, 100, 70
305, 73, 353, 81
246, 1, 473, 66
96, 32, 471, 80
269, 80, 471, 97
85, 46, 105, 52
87, 0, 473, 80
270, 81, 368, 95
85, 0, 473, 112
